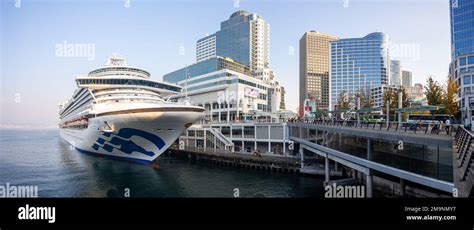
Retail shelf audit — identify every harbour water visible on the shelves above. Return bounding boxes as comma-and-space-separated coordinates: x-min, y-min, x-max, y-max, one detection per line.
0, 129, 325, 197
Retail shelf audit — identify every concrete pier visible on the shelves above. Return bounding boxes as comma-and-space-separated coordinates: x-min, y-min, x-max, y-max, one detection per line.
366, 170, 373, 198
168, 146, 301, 174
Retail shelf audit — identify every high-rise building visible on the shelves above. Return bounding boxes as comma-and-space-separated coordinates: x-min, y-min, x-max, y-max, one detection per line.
329, 32, 390, 110
451, 0, 474, 58
401, 70, 412, 87
371, 84, 400, 108
299, 31, 338, 116
390, 60, 401, 86
165, 11, 285, 121
450, 0, 474, 125
196, 34, 217, 62
195, 10, 270, 71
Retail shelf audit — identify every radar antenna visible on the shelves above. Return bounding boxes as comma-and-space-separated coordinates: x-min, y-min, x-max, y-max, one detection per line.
106, 53, 127, 67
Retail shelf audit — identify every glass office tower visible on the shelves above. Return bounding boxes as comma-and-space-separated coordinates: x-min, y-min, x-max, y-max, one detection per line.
450, 0, 474, 125
329, 32, 390, 110
196, 10, 270, 71
451, 0, 474, 58
167, 10, 285, 119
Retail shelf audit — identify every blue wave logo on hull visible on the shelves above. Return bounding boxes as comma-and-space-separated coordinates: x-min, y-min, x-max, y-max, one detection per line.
92, 128, 166, 157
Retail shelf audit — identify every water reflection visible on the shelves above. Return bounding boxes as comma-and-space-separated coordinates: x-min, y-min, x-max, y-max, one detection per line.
0, 129, 325, 197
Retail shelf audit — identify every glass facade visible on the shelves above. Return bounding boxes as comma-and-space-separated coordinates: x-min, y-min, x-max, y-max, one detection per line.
163, 10, 284, 115
329, 32, 389, 109
450, 0, 474, 125
163, 56, 250, 83
216, 18, 251, 67
197, 10, 270, 70
451, 0, 474, 58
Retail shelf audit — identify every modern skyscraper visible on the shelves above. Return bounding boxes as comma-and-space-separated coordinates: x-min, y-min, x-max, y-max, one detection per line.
450, 0, 474, 125
390, 60, 401, 86
451, 0, 474, 58
401, 70, 412, 87
165, 10, 285, 121
195, 10, 270, 71
299, 31, 338, 116
329, 32, 390, 110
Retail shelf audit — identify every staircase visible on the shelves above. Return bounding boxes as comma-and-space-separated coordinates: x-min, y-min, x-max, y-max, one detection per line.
181, 126, 234, 152
206, 128, 234, 151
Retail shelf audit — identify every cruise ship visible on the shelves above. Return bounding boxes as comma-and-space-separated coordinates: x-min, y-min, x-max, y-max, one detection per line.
59, 56, 204, 164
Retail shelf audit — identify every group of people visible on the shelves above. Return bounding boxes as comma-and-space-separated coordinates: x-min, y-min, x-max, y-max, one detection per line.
288, 117, 339, 123
430, 118, 451, 134
411, 118, 451, 134
289, 115, 455, 135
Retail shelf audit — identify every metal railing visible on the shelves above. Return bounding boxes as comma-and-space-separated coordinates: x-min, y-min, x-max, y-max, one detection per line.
199, 118, 289, 125
454, 127, 474, 196
288, 119, 458, 136
208, 128, 234, 147
294, 137, 454, 193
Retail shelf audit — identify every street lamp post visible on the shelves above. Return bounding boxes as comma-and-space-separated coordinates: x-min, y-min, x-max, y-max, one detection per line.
357, 97, 361, 125
398, 90, 403, 128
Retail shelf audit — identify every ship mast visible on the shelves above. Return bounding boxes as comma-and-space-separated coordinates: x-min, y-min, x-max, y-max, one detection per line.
106, 53, 127, 67
184, 64, 190, 105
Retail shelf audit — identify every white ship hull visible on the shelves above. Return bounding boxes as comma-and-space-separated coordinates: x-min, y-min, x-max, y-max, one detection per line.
60, 108, 203, 164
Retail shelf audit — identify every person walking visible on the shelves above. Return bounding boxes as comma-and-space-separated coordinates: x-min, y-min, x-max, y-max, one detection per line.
432, 120, 440, 134
445, 118, 451, 135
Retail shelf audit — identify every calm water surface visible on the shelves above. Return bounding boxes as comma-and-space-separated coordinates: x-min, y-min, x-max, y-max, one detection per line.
0, 129, 325, 197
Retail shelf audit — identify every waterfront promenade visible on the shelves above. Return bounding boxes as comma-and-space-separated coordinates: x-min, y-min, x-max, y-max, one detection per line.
172, 118, 462, 197
288, 120, 460, 197
288, 119, 454, 148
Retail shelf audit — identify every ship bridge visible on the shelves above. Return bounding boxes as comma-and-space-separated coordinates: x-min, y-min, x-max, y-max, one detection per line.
76, 77, 182, 95
88, 55, 151, 79
76, 55, 182, 95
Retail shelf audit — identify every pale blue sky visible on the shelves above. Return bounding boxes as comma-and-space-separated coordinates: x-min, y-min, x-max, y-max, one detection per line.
1, 0, 451, 127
